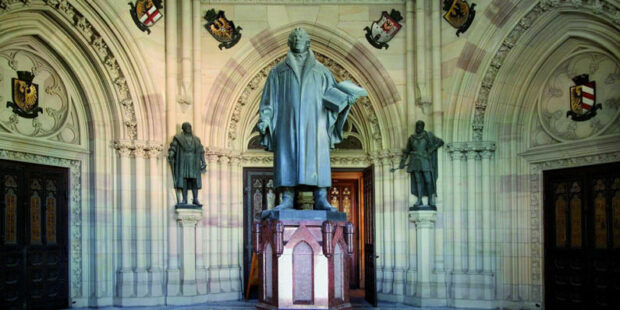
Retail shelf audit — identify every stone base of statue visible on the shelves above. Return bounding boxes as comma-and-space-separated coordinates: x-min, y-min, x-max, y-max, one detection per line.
253, 210, 353, 310
409, 203, 437, 211
174, 202, 202, 209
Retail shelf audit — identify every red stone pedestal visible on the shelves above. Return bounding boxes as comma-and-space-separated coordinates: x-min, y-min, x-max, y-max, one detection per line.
253, 215, 353, 309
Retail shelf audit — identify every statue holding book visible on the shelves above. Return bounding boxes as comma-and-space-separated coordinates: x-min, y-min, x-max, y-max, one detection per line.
258, 27, 367, 212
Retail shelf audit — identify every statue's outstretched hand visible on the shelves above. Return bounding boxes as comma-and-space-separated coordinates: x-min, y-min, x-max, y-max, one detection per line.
347, 95, 358, 105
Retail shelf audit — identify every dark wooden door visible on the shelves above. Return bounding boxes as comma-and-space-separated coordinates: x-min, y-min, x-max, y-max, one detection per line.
544, 162, 620, 309
243, 168, 282, 300
0, 160, 69, 310
362, 165, 377, 307
328, 177, 360, 288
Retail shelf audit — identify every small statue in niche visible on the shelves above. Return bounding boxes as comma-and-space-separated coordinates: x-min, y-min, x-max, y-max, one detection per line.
168, 122, 206, 208
392, 120, 444, 210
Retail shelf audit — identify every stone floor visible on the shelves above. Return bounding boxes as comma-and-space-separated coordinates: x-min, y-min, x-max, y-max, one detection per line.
69, 297, 469, 309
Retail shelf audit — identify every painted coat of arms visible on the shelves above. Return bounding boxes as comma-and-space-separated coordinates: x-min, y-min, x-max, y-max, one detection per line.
443, 0, 476, 36
567, 74, 602, 121
129, 0, 163, 34
364, 9, 403, 50
204, 9, 242, 50
7, 71, 42, 119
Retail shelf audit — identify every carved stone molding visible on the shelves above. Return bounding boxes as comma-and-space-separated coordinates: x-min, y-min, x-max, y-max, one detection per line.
472, 0, 619, 141
175, 208, 203, 225
527, 150, 620, 302
228, 51, 382, 148
409, 210, 437, 229
203, 0, 404, 3
0, 149, 82, 297
0, 0, 139, 139
114, 140, 164, 158
446, 141, 496, 160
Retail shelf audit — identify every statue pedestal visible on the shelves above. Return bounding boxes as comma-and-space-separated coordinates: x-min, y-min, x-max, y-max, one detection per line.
167, 207, 202, 305
254, 211, 353, 310
407, 210, 444, 307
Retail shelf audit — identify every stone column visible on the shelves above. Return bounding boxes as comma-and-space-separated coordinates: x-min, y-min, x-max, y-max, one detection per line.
408, 210, 440, 306
450, 150, 465, 273
230, 155, 243, 292
481, 148, 495, 300
219, 154, 231, 292
392, 153, 407, 296
370, 155, 384, 293
206, 152, 220, 293
114, 140, 134, 298
147, 144, 164, 297
466, 150, 477, 272
133, 141, 149, 297
167, 208, 203, 304
380, 154, 394, 293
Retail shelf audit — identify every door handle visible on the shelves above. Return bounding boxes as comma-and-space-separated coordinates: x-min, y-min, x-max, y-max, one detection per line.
376, 255, 379, 258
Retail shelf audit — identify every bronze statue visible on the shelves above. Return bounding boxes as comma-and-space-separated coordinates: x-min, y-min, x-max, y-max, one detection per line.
392, 120, 444, 209
168, 122, 206, 207
258, 28, 366, 212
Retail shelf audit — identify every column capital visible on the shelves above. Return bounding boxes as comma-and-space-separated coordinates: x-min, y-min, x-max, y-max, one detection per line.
409, 210, 437, 229
176, 208, 203, 227
113, 140, 133, 158
132, 140, 148, 158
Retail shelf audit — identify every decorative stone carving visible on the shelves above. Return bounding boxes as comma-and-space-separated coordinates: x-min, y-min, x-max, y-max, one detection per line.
534, 52, 620, 145
0, 149, 82, 297
472, 0, 619, 141
0, 49, 80, 144
446, 141, 496, 160
0, 0, 139, 139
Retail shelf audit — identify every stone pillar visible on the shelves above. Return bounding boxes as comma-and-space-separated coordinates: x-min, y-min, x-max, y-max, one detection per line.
206, 152, 220, 293
219, 154, 232, 292
230, 154, 243, 292
408, 210, 442, 306
446, 141, 497, 304
114, 140, 134, 298
380, 154, 394, 294
371, 155, 384, 293
147, 144, 164, 297
133, 141, 149, 297
167, 208, 203, 304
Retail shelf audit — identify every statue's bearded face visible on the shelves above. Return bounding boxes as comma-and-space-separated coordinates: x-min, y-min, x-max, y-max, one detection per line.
288, 29, 310, 54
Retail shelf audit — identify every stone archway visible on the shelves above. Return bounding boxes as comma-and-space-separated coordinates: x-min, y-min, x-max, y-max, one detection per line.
0, 1, 166, 307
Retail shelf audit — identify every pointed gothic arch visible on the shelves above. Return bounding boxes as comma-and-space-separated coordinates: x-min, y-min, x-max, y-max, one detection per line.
203, 22, 403, 154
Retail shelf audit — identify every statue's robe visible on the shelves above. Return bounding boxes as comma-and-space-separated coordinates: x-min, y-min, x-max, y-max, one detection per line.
259, 50, 350, 188
400, 131, 444, 196
169, 133, 205, 189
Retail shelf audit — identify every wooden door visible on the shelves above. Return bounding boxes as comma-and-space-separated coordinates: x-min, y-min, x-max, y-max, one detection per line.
243, 168, 282, 300
544, 162, 620, 309
362, 165, 377, 307
0, 160, 69, 310
328, 175, 360, 288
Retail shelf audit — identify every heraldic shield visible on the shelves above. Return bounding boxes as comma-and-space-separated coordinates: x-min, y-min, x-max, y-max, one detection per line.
443, 0, 476, 36
129, 0, 163, 34
567, 74, 602, 122
364, 9, 403, 50
7, 71, 42, 119
204, 9, 242, 50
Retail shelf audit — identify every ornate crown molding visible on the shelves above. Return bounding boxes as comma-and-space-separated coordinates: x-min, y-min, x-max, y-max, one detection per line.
202, 0, 404, 3
0, 0, 139, 139
472, 0, 619, 141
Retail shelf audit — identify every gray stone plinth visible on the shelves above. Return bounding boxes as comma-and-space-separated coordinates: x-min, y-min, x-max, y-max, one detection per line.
261, 209, 347, 221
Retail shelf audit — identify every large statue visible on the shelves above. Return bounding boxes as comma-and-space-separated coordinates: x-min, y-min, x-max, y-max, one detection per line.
168, 122, 206, 207
258, 28, 366, 212
392, 120, 444, 209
